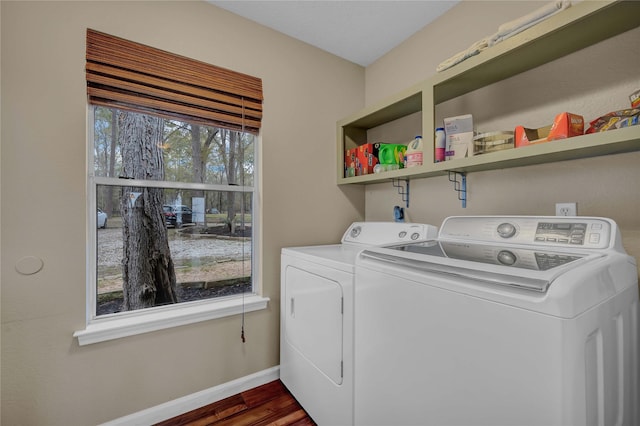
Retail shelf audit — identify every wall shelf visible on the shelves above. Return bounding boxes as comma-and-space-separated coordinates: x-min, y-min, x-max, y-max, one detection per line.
336, 0, 640, 186
338, 126, 640, 185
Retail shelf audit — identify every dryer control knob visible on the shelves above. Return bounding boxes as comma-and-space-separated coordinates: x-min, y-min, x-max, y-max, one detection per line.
497, 250, 517, 266
411, 232, 420, 240
497, 222, 517, 238
350, 226, 362, 238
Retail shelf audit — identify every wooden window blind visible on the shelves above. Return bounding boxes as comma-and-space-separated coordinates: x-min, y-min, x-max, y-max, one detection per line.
86, 29, 263, 134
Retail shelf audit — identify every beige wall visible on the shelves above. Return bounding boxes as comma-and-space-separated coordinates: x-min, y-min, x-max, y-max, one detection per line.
0, 1, 364, 424
2, 1, 639, 424
363, 1, 640, 269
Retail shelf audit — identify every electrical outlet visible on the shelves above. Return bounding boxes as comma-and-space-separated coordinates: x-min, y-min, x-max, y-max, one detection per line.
556, 202, 577, 216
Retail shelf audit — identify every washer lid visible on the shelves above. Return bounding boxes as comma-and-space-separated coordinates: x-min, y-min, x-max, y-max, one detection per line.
396, 240, 585, 271
361, 240, 603, 293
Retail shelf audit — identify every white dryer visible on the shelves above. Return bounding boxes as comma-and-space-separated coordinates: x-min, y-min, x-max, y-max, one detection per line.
354, 216, 639, 426
280, 222, 438, 425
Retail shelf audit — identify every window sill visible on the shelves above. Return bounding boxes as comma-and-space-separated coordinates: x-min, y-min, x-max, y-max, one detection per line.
73, 294, 269, 346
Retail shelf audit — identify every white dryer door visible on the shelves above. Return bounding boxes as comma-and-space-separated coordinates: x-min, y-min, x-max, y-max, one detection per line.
284, 266, 343, 384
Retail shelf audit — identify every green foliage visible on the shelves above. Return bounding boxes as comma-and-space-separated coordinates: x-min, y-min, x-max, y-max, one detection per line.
93, 107, 255, 215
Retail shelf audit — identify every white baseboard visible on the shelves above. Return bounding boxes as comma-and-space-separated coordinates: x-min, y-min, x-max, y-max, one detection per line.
101, 366, 280, 426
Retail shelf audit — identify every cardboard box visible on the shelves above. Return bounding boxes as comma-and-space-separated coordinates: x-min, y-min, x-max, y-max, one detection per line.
515, 112, 583, 148
443, 114, 474, 160
473, 131, 514, 155
344, 147, 358, 177
344, 144, 381, 177
548, 112, 584, 141
356, 143, 378, 175
630, 90, 640, 109
514, 125, 552, 147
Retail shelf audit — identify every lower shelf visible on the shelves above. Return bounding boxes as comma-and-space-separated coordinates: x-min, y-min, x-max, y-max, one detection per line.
337, 126, 640, 185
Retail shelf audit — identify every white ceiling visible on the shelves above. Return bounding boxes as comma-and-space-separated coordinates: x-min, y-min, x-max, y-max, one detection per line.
208, 1, 459, 66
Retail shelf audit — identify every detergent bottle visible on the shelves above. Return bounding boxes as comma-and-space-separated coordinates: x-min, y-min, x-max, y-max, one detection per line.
375, 143, 406, 171
405, 136, 423, 167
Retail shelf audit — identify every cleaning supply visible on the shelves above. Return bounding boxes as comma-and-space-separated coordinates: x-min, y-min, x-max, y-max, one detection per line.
444, 114, 474, 160
405, 136, 423, 168
375, 143, 407, 170
435, 128, 446, 162
393, 206, 405, 222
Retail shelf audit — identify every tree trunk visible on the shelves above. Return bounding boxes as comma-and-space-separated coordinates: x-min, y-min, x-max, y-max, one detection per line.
119, 111, 177, 310
190, 125, 205, 225
105, 108, 117, 215
191, 125, 204, 185
226, 130, 238, 234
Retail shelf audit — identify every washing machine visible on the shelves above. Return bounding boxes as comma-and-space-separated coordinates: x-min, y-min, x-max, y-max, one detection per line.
354, 216, 639, 426
280, 221, 439, 425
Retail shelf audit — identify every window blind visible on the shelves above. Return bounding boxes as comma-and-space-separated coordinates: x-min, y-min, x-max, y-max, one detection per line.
86, 29, 262, 134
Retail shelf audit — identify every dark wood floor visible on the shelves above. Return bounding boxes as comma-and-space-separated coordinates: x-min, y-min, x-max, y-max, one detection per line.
154, 380, 316, 426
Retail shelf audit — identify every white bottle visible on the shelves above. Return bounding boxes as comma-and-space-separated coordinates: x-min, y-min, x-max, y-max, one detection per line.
405, 136, 423, 168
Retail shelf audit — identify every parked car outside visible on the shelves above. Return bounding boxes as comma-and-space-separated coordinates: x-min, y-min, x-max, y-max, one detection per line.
163, 205, 193, 228
97, 209, 108, 229
209, 208, 220, 214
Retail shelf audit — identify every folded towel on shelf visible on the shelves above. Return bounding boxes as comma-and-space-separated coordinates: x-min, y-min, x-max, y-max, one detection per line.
488, 0, 571, 46
436, 0, 571, 73
436, 36, 490, 73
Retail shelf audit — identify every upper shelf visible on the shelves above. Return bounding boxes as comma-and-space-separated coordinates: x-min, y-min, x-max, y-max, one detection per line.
339, 85, 423, 131
432, 0, 640, 104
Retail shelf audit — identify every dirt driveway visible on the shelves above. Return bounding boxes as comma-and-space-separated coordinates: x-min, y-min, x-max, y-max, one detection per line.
97, 226, 251, 293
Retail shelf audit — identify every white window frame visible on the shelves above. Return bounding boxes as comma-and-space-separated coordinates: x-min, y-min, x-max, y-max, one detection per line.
74, 106, 268, 346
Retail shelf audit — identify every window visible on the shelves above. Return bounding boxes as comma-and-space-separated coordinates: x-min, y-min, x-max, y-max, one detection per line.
93, 110, 255, 316
75, 30, 266, 345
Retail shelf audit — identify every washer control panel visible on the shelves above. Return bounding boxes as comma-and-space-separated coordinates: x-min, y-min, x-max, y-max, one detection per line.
535, 222, 591, 246
440, 216, 614, 250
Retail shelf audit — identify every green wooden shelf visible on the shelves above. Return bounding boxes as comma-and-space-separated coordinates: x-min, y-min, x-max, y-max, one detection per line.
338, 126, 640, 185
337, 0, 640, 186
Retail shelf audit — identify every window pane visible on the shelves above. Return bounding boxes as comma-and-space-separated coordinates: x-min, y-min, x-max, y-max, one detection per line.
93, 107, 255, 186
96, 185, 253, 316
